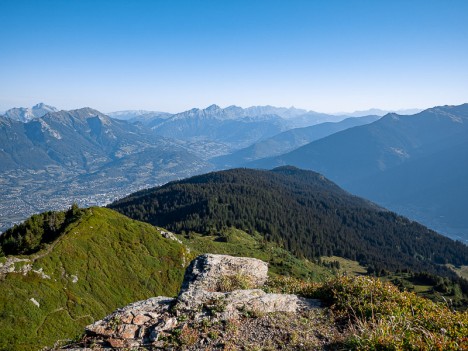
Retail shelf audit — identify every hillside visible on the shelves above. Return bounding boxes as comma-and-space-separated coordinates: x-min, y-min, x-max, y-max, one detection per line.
0, 205, 335, 351
212, 115, 380, 167
250, 103, 468, 242
109, 167, 468, 280
0, 207, 190, 351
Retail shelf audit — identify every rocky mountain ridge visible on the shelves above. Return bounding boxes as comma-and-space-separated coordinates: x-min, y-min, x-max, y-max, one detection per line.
3, 102, 58, 122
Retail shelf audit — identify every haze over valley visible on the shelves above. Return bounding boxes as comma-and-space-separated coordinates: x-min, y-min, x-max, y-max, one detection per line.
1, 102, 467, 244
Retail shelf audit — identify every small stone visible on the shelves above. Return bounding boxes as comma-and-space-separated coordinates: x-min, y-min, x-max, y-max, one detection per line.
30, 298, 40, 308
120, 313, 134, 324
147, 311, 162, 319
161, 317, 177, 330
117, 324, 139, 339
108, 338, 127, 348
133, 314, 151, 325
88, 324, 113, 337
152, 340, 165, 347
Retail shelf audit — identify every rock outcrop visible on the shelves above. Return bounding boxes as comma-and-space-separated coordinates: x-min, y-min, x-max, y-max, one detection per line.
65, 254, 323, 350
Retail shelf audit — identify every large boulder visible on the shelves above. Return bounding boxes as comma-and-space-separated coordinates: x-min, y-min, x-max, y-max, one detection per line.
65, 254, 322, 350
179, 254, 269, 293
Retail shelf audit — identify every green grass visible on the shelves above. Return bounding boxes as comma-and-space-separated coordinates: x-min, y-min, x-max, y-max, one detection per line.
321, 255, 368, 275
447, 264, 468, 280
176, 228, 333, 281
0, 207, 189, 351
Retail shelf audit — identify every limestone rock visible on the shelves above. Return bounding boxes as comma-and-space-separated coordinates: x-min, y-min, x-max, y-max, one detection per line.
160, 230, 183, 244
180, 254, 268, 293
63, 254, 322, 350
85, 296, 175, 345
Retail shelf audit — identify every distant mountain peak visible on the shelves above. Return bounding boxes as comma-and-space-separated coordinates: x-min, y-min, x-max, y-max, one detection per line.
4, 103, 58, 122
32, 102, 56, 110
205, 104, 221, 111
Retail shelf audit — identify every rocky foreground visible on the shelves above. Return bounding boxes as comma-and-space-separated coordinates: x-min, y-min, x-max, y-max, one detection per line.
61, 254, 339, 350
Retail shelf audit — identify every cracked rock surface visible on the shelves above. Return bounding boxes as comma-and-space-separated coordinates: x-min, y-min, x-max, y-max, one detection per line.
61, 254, 325, 350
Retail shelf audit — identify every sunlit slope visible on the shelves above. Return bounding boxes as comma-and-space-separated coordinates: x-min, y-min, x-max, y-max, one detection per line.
0, 207, 189, 351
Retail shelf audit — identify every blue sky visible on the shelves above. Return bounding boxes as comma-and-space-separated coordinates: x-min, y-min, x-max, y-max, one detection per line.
1, 0, 467, 113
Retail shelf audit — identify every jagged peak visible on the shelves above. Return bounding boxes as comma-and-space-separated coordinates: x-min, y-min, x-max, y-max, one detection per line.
205, 104, 221, 111
4, 102, 58, 122
32, 102, 57, 111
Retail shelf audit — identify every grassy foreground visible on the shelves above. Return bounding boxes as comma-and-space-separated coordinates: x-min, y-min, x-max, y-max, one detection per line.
0, 207, 189, 351
267, 275, 468, 350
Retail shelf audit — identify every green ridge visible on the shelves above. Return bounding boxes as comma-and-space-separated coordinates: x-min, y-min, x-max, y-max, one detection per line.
0, 207, 189, 351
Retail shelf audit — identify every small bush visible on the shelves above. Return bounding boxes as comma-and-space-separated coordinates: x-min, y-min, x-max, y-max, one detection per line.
266, 275, 468, 350
216, 272, 255, 292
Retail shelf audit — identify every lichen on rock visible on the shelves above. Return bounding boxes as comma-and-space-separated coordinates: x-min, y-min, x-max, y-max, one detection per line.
61, 254, 324, 350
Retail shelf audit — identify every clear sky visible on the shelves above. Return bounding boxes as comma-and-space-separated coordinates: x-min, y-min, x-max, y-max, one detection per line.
1, 0, 467, 114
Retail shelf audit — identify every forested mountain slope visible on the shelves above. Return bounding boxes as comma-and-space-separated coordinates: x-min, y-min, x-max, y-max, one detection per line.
109, 167, 468, 279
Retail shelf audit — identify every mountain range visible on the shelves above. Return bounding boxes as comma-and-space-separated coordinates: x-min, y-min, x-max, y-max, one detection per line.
0, 107, 213, 232
1, 102, 467, 243
337, 107, 423, 117
0, 103, 375, 232
212, 115, 380, 167
130, 104, 350, 149
249, 104, 468, 242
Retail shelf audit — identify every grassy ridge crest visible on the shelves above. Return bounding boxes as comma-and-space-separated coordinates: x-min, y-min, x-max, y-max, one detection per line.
0, 207, 189, 351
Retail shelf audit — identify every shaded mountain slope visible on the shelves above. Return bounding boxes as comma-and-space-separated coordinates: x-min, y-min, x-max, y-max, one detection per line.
109, 167, 468, 278
212, 115, 380, 167
0, 116, 53, 170
249, 104, 468, 241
